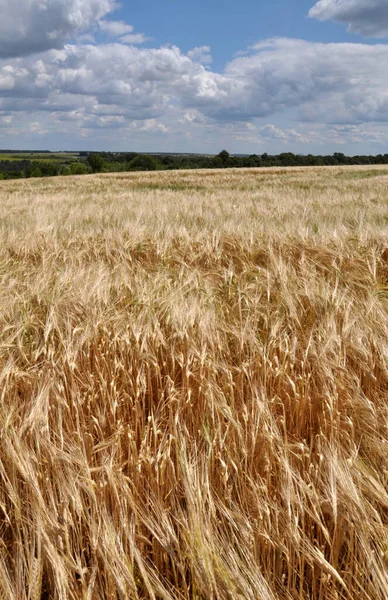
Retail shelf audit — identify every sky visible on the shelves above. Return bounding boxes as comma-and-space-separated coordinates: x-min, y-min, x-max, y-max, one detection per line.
1, 0, 388, 154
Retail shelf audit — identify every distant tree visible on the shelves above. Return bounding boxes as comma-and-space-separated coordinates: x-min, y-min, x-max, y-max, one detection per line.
123, 152, 139, 163
87, 153, 105, 173
70, 162, 89, 175
278, 152, 298, 166
129, 154, 158, 171
248, 154, 261, 167
217, 150, 230, 166
30, 166, 42, 178
39, 162, 61, 177
333, 152, 346, 165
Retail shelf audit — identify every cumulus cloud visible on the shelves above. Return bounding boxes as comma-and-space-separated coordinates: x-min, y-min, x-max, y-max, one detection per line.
187, 46, 213, 65
98, 20, 134, 37
97, 20, 149, 44
206, 38, 388, 124
0, 0, 116, 58
2, 38, 388, 128
259, 125, 295, 140
309, 0, 388, 37
28, 121, 48, 135
324, 123, 388, 145
51, 43, 207, 119
120, 33, 149, 45
0, 115, 14, 127
2, 35, 388, 149
1, 1, 388, 151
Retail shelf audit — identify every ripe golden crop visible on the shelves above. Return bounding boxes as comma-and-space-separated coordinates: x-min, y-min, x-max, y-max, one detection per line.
1, 166, 387, 599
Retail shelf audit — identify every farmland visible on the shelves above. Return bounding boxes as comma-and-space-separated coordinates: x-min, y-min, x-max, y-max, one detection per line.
0, 166, 388, 599
0, 152, 80, 161
0, 151, 84, 180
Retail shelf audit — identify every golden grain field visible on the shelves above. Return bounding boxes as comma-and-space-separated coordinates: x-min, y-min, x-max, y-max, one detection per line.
0, 166, 388, 600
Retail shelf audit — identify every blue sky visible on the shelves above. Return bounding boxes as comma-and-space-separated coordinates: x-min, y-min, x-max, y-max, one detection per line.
1, 0, 388, 154
115, 0, 369, 68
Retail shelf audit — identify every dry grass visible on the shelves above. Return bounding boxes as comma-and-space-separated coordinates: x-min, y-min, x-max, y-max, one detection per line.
0, 166, 388, 599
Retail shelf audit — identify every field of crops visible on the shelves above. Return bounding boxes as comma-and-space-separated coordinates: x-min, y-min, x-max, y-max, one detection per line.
0, 166, 387, 599
0, 152, 80, 161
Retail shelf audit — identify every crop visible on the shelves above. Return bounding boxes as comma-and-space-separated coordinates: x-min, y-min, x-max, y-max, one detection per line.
0, 166, 387, 599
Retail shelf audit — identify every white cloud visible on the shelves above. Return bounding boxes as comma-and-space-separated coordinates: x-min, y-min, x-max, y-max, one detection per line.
120, 33, 150, 45
309, 0, 388, 37
203, 38, 388, 124
2, 34, 388, 151
2, 38, 388, 129
133, 119, 168, 133
232, 124, 314, 146
28, 121, 47, 135
179, 110, 207, 124
259, 125, 290, 140
0, 0, 116, 58
0, 115, 13, 127
258, 125, 312, 144
324, 123, 388, 145
98, 19, 149, 45
49, 43, 205, 120
98, 20, 134, 37
187, 46, 213, 65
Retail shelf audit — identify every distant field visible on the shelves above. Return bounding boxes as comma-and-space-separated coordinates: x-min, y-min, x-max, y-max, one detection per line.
0, 152, 80, 162
0, 166, 387, 600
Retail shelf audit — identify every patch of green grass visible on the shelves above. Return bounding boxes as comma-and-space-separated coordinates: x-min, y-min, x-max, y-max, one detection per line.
0, 153, 79, 162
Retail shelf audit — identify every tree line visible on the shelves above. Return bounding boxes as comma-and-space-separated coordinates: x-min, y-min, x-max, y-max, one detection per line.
1, 150, 388, 180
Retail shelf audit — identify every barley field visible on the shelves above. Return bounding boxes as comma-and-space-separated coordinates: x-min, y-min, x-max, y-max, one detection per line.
0, 166, 388, 600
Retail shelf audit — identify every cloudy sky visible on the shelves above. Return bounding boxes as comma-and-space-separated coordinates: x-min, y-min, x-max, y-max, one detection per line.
0, 0, 387, 154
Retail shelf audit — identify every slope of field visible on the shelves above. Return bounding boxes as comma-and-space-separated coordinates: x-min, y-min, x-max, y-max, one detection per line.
0, 167, 387, 599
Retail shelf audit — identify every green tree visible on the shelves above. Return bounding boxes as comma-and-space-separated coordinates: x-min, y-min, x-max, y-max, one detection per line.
128, 154, 158, 171
70, 162, 89, 175
248, 154, 261, 167
217, 150, 230, 166
87, 154, 105, 173
30, 166, 42, 178
333, 152, 346, 165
